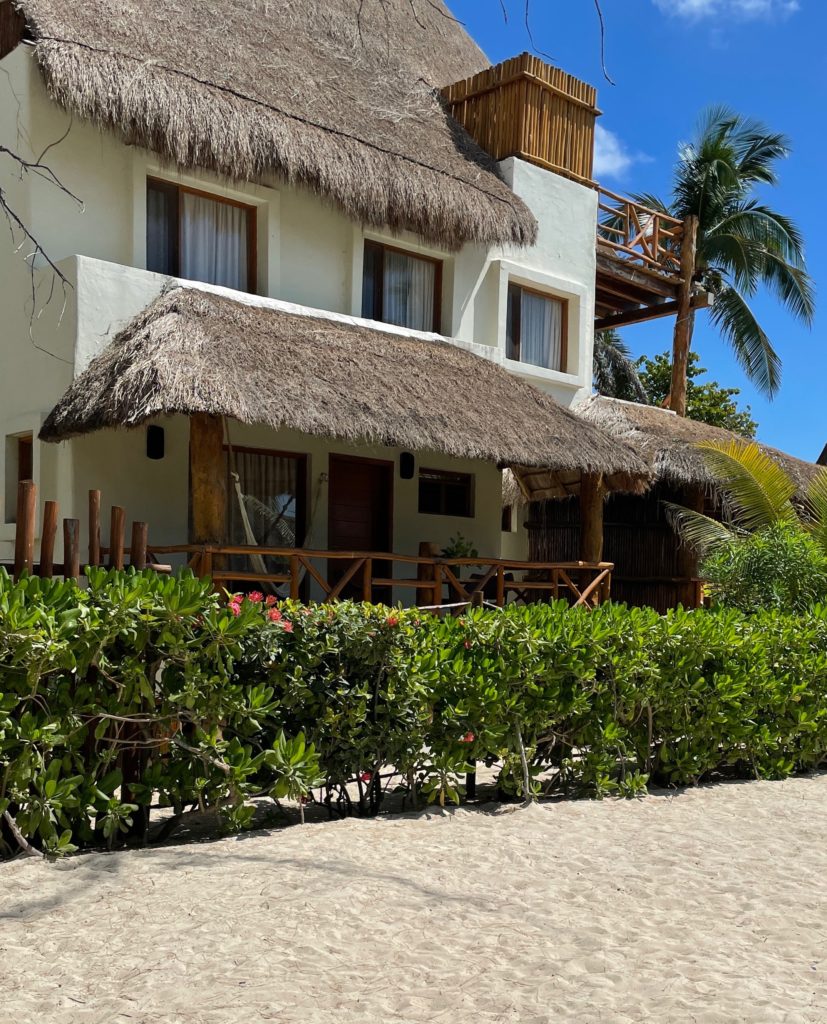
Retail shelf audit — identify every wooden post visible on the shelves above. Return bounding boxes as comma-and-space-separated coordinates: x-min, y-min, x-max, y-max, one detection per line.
670, 214, 699, 419
13, 480, 36, 578
417, 541, 440, 609
130, 522, 149, 570
189, 413, 226, 545
579, 473, 605, 564
496, 565, 505, 608
109, 506, 126, 570
63, 519, 80, 581
40, 500, 59, 578
362, 557, 373, 603
289, 553, 301, 600
88, 489, 101, 567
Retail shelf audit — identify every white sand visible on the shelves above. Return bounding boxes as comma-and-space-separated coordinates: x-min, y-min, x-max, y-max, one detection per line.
2, 776, 827, 1024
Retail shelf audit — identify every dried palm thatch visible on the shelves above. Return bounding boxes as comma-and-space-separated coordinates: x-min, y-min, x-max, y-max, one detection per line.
39, 288, 649, 498
14, 0, 537, 250
578, 395, 820, 496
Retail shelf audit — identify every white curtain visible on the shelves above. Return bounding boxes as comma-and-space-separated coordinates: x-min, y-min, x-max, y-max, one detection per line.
521, 291, 563, 370
181, 192, 248, 291
383, 250, 435, 331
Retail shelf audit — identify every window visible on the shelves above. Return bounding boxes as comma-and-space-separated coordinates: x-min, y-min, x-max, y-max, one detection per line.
362, 241, 442, 332
506, 283, 567, 372
147, 178, 257, 293
418, 469, 474, 518
4, 432, 33, 524
501, 505, 514, 532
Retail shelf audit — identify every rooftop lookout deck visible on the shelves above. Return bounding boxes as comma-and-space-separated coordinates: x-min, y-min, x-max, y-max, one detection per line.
443, 53, 710, 332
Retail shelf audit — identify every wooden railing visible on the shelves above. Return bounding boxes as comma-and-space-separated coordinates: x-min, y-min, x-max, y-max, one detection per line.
150, 544, 614, 609
597, 187, 685, 278
443, 52, 600, 186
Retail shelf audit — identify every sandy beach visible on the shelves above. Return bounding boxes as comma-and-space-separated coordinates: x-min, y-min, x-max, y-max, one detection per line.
2, 776, 826, 1023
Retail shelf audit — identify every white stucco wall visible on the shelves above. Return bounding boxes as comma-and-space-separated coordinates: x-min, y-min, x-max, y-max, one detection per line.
0, 43, 602, 572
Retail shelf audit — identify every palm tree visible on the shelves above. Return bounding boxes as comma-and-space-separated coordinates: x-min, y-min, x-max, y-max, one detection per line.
636, 106, 815, 415
667, 440, 827, 555
592, 329, 648, 402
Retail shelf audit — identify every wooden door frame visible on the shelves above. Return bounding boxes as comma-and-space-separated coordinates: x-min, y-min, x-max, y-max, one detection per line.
327, 453, 395, 554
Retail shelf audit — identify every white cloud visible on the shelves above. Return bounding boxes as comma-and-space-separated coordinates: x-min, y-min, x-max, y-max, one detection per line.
593, 126, 645, 180
652, 0, 799, 18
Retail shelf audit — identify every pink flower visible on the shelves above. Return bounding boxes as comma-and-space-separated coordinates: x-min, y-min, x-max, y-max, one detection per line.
267, 608, 283, 623
386, 615, 399, 627
265, 595, 278, 607
248, 591, 264, 604
282, 621, 294, 633
464, 640, 472, 650
229, 602, 242, 617
300, 796, 309, 805
360, 771, 373, 783
460, 732, 475, 744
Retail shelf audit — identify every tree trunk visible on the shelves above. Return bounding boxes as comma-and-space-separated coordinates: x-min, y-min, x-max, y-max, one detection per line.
670, 214, 699, 418
579, 473, 605, 564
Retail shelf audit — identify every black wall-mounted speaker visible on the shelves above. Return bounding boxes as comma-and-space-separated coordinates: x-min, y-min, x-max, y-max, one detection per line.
399, 451, 415, 480
146, 425, 165, 461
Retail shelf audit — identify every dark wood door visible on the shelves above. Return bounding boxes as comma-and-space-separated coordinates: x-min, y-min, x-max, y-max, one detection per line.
328, 456, 393, 600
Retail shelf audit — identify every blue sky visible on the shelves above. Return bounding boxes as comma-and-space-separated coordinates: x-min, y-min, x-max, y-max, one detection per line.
452, 0, 824, 461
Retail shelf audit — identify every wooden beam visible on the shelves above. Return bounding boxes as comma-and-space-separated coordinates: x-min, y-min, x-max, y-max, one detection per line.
595, 290, 710, 332
579, 473, 605, 564
670, 215, 700, 418
189, 413, 226, 545
596, 252, 681, 298
13, 480, 36, 578
40, 500, 59, 578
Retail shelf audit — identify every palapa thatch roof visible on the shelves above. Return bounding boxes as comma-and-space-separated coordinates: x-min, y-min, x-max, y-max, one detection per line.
14, 0, 537, 250
578, 395, 821, 495
39, 288, 649, 498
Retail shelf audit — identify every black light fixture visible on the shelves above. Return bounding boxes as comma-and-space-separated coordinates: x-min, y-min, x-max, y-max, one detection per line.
146, 425, 165, 461
399, 451, 415, 480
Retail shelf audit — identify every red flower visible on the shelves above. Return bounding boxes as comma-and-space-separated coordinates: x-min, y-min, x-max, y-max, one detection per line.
267, 608, 282, 623
300, 796, 309, 805
460, 732, 475, 744
282, 621, 294, 633
360, 771, 373, 783
386, 615, 399, 627
464, 640, 472, 649
229, 602, 242, 617
265, 595, 278, 607
248, 591, 264, 604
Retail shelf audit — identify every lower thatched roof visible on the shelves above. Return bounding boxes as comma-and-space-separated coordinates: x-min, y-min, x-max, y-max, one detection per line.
40, 288, 649, 497
577, 395, 821, 495
15, 0, 537, 250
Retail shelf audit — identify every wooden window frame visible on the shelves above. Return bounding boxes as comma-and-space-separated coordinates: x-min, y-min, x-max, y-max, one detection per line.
506, 282, 568, 373
362, 240, 443, 333
147, 177, 258, 294
418, 468, 475, 519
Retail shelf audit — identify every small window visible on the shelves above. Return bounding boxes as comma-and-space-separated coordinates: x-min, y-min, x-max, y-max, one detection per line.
506, 283, 567, 372
362, 241, 442, 332
501, 505, 514, 532
147, 178, 257, 293
5, 433, 33, 524
418, 469, 474, 518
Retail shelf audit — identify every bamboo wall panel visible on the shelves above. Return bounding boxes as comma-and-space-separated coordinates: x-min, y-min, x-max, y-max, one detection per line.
443, 53, 600, 185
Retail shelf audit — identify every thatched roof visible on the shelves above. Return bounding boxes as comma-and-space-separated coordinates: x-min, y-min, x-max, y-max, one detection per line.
39, 288, 649, 497
578, 395, 821, 495
15, 0, 537, 250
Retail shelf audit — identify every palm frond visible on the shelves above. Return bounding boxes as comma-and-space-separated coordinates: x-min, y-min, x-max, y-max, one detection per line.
696, 439, 798, 533
593, 331, 648, 402
663, 501, 737, 554
755, 249, 816, 325
802, 469, 827, 554
707, 285, 782, 397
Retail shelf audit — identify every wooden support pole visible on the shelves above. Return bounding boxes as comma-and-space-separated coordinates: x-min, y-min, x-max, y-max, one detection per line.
13, 480, 36, 578
40, 500, 59, 578
289, 553, 300, 600
63, 519, 80, 581
109, 507, 126, 570
670, 214, 699, 419
676, 484, 705, 608
579, 473, 605, 564
88, 490, 101, 567
130, 521, 149, 570
417, 541, 440, 609
189, 413, 226, 545
362, 557, 373, 603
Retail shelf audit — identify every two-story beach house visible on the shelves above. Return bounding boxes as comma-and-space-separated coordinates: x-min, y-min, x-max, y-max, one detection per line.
1, 0, 701, 604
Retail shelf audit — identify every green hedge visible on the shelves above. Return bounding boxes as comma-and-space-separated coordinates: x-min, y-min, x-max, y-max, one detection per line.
2, 568, 827, 856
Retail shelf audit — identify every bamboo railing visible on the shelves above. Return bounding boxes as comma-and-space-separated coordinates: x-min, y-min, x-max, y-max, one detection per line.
597, 187, 685, 278
443, 53, 600, 186
150, 543, 614, 609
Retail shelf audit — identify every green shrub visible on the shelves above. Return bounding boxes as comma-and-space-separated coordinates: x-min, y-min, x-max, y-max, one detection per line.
701, 523, 827, 613
3, 569, 827, 858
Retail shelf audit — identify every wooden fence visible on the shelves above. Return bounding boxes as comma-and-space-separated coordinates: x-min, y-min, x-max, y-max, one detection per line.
597, 187, 685, 279
443, 52, 600, 186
